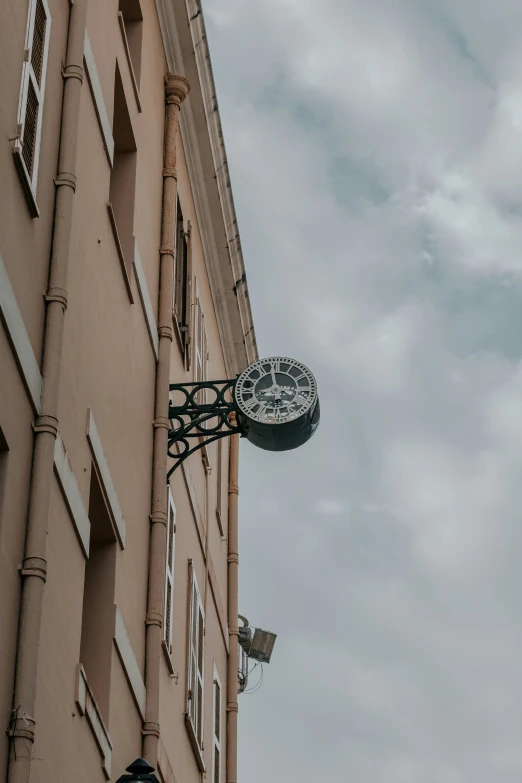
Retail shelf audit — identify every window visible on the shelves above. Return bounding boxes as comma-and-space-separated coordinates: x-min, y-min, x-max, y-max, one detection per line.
163, 489, 176, 654
212, 666, 223, 783
186, 565, 205, 760
107, 62, 137, 295
80, 465, 118, 724
14, 0, 51, 215
118, 0, 143, 106
194, 282, 208, 402
194, 282, 211, 468
173, 203, 191, 363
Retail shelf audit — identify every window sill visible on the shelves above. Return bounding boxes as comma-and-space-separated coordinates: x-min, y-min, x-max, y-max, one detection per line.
216, 508, 224, 537
171, 310, 186, 362
161, 639, 177, 677
76, 664, 113, 779
13, 142, 40, 218
117, 12, 142, 113
107, 202, 134, 304
185, 714, 206, 773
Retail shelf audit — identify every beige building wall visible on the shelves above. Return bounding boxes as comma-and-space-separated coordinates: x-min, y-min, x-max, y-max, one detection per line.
0, 2, 256, 783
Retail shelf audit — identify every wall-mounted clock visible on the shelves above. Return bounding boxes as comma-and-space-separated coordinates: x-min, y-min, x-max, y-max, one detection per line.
234, 357, 320, 451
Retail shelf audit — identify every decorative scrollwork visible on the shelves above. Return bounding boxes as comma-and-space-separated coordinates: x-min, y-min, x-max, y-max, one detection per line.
167, 379, 242, 478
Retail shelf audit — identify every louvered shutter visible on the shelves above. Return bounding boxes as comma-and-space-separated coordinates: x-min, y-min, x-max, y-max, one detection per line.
16, 0, 51, 192
163, 490, 176, 651
187, 571, 204, 749
197, 607, 204, 743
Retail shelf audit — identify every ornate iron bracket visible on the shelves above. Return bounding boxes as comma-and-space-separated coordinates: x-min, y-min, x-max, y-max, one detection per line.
167, 379, 243, 479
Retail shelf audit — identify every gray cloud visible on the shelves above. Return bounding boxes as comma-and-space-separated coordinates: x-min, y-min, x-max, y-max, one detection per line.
203, 1, 522, 780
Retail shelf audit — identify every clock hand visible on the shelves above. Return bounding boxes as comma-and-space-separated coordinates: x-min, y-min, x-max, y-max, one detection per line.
271, 367, 277, 387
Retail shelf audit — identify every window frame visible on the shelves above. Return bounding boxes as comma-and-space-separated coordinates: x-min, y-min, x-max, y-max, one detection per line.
14, 0, 52, 216
163, 488, 176, 653
186, 564, 205, 769
194, 281, 211, 469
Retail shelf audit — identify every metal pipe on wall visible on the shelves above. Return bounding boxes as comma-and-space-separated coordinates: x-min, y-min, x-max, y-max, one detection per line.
227, 425, 240, 783
143, 72, 190, 766
7, 3, 88, 782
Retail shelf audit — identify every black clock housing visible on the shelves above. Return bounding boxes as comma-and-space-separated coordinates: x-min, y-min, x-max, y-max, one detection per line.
234, 357, 320, 452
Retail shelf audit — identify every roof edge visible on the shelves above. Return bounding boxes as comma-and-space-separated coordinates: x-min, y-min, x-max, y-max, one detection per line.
155, 0, 258, 375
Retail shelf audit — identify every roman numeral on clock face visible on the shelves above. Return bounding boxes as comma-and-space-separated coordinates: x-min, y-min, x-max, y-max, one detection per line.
242, 396, 258, 411
237, 357, 316, 426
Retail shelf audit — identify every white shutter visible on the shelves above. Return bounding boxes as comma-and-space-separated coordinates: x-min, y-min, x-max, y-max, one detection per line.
194, 282, 209, 415
194, 283, 203, 387
188, 570, 205, 748
203, 316, 208, 384
163, 489, 176, 651
15, 0, 51, 194
212, 666, 222, 783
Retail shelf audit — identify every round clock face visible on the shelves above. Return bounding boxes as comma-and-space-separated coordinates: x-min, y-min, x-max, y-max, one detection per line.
235, 357, 317, 425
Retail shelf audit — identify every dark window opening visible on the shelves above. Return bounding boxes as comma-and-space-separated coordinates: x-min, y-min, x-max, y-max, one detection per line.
174, 200, 190, 359
119, 0, 143, 85
108, 62, 137, 282
80, 465, 117, 725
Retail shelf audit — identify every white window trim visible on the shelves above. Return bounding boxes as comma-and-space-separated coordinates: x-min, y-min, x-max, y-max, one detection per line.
187, 569, 205, 751
194, 283, 208, 392
0, 252, 42, 411
86, 409, 126, 548
54, 434, 90, 557
117, 11, 142, 112
212, 665, 222, 783
163, 489, 176, 652
14, 0, 52, 215
76, 665, 113, 779
113, 606, 146, 720
133, 239, 159, 360
83, 31, 114, 167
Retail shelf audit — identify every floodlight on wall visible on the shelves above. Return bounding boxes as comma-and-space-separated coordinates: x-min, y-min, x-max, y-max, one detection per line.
238, 615, 277, 664
248, 628, 277, 664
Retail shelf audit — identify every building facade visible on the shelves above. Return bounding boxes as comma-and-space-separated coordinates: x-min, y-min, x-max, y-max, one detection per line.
0, 2, 256, 783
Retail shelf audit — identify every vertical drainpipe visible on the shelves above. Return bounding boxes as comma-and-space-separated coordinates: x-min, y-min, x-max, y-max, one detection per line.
7, 2, 88, 783
143, 72, 190, 766
227, 425, 240, 783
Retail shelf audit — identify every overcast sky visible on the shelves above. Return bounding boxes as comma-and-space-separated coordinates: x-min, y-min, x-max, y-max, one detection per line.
203, 2, 522, 781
